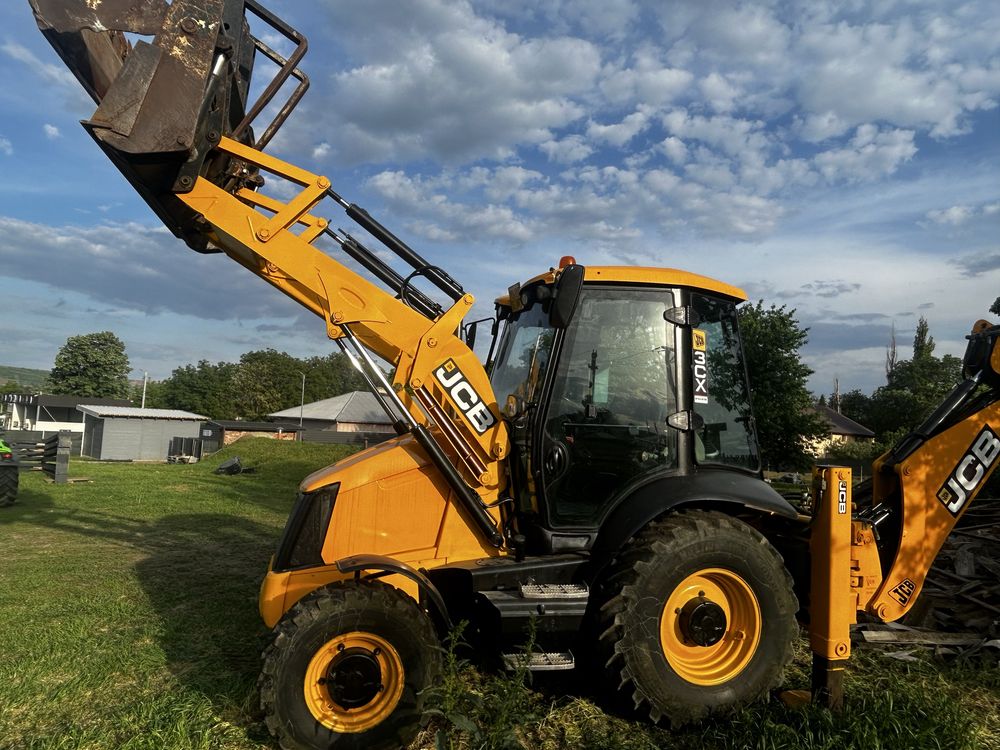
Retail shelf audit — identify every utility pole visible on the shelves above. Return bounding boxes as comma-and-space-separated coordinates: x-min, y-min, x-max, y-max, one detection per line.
299, 371, 306, 429
141, 371, 148, 408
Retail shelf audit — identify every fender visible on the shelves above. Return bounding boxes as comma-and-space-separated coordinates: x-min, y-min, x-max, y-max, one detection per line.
591, 470, 798, 560
335, 553, 453, 631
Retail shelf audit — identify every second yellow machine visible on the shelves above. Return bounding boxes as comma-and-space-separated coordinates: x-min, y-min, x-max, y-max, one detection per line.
30, 2, 1000, 749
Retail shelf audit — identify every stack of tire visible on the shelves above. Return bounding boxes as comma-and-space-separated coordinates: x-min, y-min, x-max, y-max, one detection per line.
0, 437, 19, 507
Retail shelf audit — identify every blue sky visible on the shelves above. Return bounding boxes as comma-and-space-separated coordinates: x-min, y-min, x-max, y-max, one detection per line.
1, 0, 998, 395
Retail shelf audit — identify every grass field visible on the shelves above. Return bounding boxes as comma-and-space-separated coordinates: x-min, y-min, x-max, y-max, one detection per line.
0, 438, 997, 750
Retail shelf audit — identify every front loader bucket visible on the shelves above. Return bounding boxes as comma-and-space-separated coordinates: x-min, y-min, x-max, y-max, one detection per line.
29, 0, 307, 251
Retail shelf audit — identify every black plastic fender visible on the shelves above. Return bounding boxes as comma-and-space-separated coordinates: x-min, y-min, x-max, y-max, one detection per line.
590, 470, 798, 561
335, 553, 453, 631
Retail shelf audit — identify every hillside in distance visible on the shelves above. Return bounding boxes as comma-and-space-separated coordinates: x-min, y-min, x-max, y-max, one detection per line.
0, 365, 48, 390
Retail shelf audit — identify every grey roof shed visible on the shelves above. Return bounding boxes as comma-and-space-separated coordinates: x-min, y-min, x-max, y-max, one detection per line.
78, 405, 207, 461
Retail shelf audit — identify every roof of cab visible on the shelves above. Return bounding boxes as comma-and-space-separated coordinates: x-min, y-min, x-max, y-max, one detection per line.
494, 265, 747, 306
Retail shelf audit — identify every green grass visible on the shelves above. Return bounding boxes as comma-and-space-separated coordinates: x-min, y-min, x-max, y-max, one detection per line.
1, 438, 997, 750
0, 438, 355, 750
426, 641, 1000, 750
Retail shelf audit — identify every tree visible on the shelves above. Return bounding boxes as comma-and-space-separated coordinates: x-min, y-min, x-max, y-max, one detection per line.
866, 317, 962, 436
129, 378, 167, 409
232, 349, 305, 420
160, 360, 238, 419
911, 316, 934, 360
301, 352, 367, 401
990, 297, 1000, 316
885, 321, 897, 381
158, 348, 369, 421
49, 331, 130, 398
739, 302, 828, 470
0, 381, 27, 397
833, 389, 873, 428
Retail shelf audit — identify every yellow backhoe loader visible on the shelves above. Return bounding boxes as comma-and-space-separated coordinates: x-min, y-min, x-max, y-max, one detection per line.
28, 2, 1000, 748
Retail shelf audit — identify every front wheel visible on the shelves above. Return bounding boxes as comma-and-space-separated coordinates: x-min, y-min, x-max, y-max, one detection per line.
598, 510, 798, 725
260, 580, 441, 750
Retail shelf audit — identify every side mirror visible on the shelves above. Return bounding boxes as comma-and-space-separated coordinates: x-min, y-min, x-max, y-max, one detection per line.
465, 321, 478, 351
549, 264, 584, 329
462, 316, 494, 352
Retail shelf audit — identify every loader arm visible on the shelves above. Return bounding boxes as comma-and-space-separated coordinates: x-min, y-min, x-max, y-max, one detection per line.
29, 0, 510, 547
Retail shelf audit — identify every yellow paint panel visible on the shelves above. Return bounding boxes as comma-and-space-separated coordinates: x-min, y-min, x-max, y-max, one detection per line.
495, 265, 747, 305
327, 467, 446, 558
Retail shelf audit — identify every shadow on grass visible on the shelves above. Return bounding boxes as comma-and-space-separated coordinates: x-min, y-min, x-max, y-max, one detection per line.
133, 511, 276, 743
2, 482, 281, 744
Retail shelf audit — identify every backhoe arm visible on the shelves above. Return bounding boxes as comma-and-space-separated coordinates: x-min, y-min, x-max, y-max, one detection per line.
30, 0, 510, 547
803, 321, 1000, 708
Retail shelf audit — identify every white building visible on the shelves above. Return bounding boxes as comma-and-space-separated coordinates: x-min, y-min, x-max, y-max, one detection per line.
1, 393, 131, 435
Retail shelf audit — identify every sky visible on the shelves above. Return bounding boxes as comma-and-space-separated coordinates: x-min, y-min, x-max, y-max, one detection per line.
0, 0, 997, 396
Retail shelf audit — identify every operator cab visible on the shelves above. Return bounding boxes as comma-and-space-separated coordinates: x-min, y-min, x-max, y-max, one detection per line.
489, 262, 761, 554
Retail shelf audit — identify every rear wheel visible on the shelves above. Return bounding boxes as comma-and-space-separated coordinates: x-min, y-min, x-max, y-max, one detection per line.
0, 465, 18, 507
260, 580, 441, 750
598, 510, 797, 724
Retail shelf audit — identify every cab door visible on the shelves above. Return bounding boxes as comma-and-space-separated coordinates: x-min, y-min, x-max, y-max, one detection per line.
538, 287, 680, 528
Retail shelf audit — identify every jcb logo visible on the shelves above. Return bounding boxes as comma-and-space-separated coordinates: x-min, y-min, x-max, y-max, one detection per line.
889, 578, 916, 606
837, 481, 847, 514
692, 328, 708, 405
434, 359, 497, 435
936, 426, 1000, 516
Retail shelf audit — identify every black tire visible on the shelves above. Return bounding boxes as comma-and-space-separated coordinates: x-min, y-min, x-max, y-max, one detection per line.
597, 510, 797, 725
260, 580, 441, 750
0, 465, 17, 508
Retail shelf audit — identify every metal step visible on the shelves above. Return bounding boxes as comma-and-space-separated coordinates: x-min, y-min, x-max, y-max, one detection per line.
519, 582, 589, 599
503, 651, 575, 671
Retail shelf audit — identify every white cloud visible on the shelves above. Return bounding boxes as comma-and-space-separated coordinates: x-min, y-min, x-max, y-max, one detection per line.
924, 199, 1000, 228
813, 125, 917, 183
366, 170, 535, 243
699, 72, 740, 113
564, 0, 638, 40
586, 109, 650, 147
598, 46, 693, 107
794, 16, 1000, 139
661, 110, 771, 161
658, 136, 687, 165
0, 136, 11, 156
539, 135, 593, 163
1, 41, 78, 89
926, 205, 974, 226
43, 124, 60, 140
307, 0, 601, 164
798, 111, 849, 142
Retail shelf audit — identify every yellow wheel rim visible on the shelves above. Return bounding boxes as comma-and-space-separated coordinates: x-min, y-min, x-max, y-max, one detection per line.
659, 568, 761, 686
303, 631, 405, 733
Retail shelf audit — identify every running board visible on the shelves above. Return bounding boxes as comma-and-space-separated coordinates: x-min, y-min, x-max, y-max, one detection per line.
502, 652, 575, 672
519, 582, 589, 599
